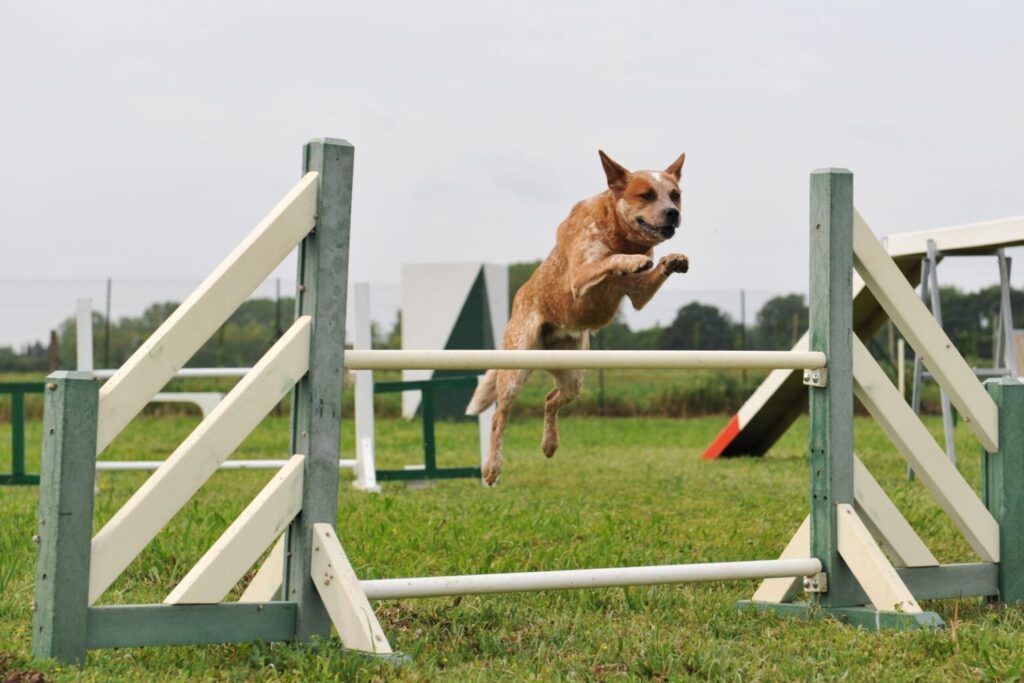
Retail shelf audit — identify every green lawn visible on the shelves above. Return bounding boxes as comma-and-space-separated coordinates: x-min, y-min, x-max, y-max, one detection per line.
2, 411, 1023, 681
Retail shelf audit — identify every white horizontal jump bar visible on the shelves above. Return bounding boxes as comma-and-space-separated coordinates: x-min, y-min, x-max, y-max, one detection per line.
92, 350, 826, 377
344, 350, 828, 371
95, 459, 356, 471
360, 558, 823, 600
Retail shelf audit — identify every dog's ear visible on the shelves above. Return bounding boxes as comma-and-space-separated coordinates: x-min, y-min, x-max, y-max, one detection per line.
598, 150, 630, 193
665, 153, 686, 180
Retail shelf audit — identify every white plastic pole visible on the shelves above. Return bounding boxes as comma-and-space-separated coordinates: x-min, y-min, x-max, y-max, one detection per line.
359, 558, 823, 600
477, 375, 493, 486
76, 298, 94, 372
897, 338, 906, 399
351, 283, 380, 492
343, 349, 827, 371
91, 350, 826, 378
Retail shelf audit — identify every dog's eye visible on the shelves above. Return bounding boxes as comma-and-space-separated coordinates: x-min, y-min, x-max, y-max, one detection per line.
669, 190, 680, 202
640, 190, 656, 201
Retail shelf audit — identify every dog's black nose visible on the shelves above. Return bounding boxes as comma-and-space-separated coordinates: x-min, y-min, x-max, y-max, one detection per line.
665, 208, 680, 226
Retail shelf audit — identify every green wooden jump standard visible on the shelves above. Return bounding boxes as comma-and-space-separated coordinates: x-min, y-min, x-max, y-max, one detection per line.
31, 139, 397, 664
285, 138, 354, 642
739, 169, 1024, 629
983, 378, 1024, 604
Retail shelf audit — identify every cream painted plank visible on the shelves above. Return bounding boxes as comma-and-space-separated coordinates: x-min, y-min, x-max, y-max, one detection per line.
853, 338, 999, 561
311, 524, 392, 654
854, 212, 998, 451
853, 455, 938, 568
96, 173, 318, 453
751, 516, 810, 604
164, 455, 305, 605
837, 504, 921, 613
89, 317, 312, 604
239, 536, 285, 603
885, 216, 1024, 258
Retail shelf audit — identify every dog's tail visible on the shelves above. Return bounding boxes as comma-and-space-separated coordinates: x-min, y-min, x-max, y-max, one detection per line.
465, 369, 498, 415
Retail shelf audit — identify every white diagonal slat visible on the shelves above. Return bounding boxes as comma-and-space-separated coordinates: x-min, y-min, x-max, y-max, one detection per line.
853, 456, 938, 568
88, 316, 312, 604
751, 516, 810, 604
311, 524, 392, 654
164, 455, 304, 605
853, 337, 999, 561
96, 173, 318, 453
239, 535, 285, 603
837, 504, 921, 613
853, 211, 997, 451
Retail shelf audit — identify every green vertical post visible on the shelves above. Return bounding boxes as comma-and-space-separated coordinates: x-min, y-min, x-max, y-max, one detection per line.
983, 378, 1024, 604
11, 387, 25, 477
32, 372, 99, 664
422, 387, 437, 473
285, 138, 355, 642
807, 169, 858, 607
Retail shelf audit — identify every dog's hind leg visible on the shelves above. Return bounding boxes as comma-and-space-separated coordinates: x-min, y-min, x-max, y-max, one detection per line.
483, 368, 531, 485
540, 331, 588, 458
541, 369, 584, 458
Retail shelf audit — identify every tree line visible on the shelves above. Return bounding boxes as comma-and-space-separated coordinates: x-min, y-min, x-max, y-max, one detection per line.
1, 271, 1021, 373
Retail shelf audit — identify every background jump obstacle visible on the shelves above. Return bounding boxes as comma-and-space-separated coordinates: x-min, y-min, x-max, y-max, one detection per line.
31, 143, 1024, 667
400, 262, 508, 420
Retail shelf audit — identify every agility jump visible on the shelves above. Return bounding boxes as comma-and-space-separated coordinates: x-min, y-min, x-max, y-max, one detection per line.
31, 140, 1024, 665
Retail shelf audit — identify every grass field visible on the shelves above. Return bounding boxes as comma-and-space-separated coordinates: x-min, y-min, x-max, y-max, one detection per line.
3, 409, 1024, 681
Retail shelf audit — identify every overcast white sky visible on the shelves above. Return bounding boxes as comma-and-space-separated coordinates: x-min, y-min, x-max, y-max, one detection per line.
2, 1, 1023, 347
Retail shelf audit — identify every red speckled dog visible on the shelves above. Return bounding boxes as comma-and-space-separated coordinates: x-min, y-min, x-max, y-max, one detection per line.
466, 151, 689, 484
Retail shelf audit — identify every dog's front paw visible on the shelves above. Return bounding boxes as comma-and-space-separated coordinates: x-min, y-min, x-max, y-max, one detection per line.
618, 254, 654, 275
660, 253, 689, 274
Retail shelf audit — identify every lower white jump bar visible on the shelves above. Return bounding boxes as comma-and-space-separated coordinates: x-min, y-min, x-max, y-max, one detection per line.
359, 558, 823, 600
95, 459, 357, 471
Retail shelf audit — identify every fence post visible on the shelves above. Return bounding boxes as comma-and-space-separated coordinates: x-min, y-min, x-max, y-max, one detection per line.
983, 378, 1024, 604
32, 371, 99, 664
11, 387, 25, 479
421, 386, 437, 474
284, 138, 355, 642
807, 169, 858, 607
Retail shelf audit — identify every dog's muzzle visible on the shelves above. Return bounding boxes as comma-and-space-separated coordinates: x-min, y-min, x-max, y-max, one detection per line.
637, 217, 678, 239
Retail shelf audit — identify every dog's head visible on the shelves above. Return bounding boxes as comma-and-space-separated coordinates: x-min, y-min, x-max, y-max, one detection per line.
598, 150, 685, 247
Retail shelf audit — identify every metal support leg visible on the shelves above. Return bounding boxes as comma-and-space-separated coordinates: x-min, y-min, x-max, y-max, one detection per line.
908, 256, 931, 480
997, 251, 1018, 377
925, 240, 957, 466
